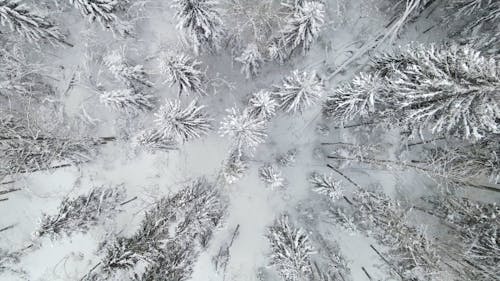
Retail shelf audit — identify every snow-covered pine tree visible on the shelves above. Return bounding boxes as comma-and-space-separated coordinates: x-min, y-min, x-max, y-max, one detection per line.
447, 0, 500, 56
276, 148, 297, 167
247, 90, 278, 120
281, 1, 325, 56
425, 194, 499, 280
266, 214, 314, 281
220, 148, 248, 184
325, 142, 391, 169
103, 50, 153, 88
274, 70, 325, 114
86, 178, 225, 280
268, 37, 289, 64
173, 0, 225, 55
37, 186, 126, 239
139, 242, 195, 281
345, 189, 442, 280
235, 43, 264, 79
0, 114, 112, 176
135, 128, 178, 151
99, 88, 155, 113
294, 205, 352, 281
309, 172, 343, 200
258, 164, 286, 189
158, 52, 206, 96
281, 0, 306, 9
154, 99, 211, 142
446, 0, 500, 36
462, 31, 500, 57
425, 136, 500, 185
323, 73, 385, 122
377, 44, 500, 140
325, 44, 500, 140
0, 48, 55, 99
0, 0, 70, 46
68, 0, 118, 30
324, 140, 500, 192
219, 107, 267, 151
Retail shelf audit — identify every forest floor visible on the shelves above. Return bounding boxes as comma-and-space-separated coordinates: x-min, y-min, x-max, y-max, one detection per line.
1, 1, 487, 281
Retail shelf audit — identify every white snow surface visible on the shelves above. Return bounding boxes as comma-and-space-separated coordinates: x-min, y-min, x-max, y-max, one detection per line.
2, 1, 494, 281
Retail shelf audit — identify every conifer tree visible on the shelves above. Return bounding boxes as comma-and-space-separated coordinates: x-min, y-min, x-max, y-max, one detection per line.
334, 189, 442, 280
275, 70, 325, 114
276, 148, 297, 167
281, 1, 325, 56
309, 172, 343, 200
220, 148, 248, 184
0, 114, 112, 177
219, 107, 267, 151
267, 214, 314, 281
247, 90, 278, 120
258, 164, 286, 189
37, 186, 126, 239
323, 73, 384, 122
426, 136, 500, 185
69, 0, 117, 29
103, 50, 153, 88
235, 43, 264, 79
380, 44, 499, 140
154, 99, 212, 142
268, 37, 289, 64
84, 178, 226, 280
68, 0, 130, 35
99, 88, 155, 114
425, 194, 500, 280
447, 0, 500, 56
446, 0, 500, 36
324, 44, 500, 140
0, 0, 69, 46
135, 128, 178, 151
158, 53, 206, 96
173, 0, 225, 55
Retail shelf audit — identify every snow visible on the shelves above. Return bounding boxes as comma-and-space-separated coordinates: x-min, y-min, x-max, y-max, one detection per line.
1, 0, 499, 281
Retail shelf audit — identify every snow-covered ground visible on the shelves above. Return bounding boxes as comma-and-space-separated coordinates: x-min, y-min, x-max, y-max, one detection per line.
1, 1, 499, 281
